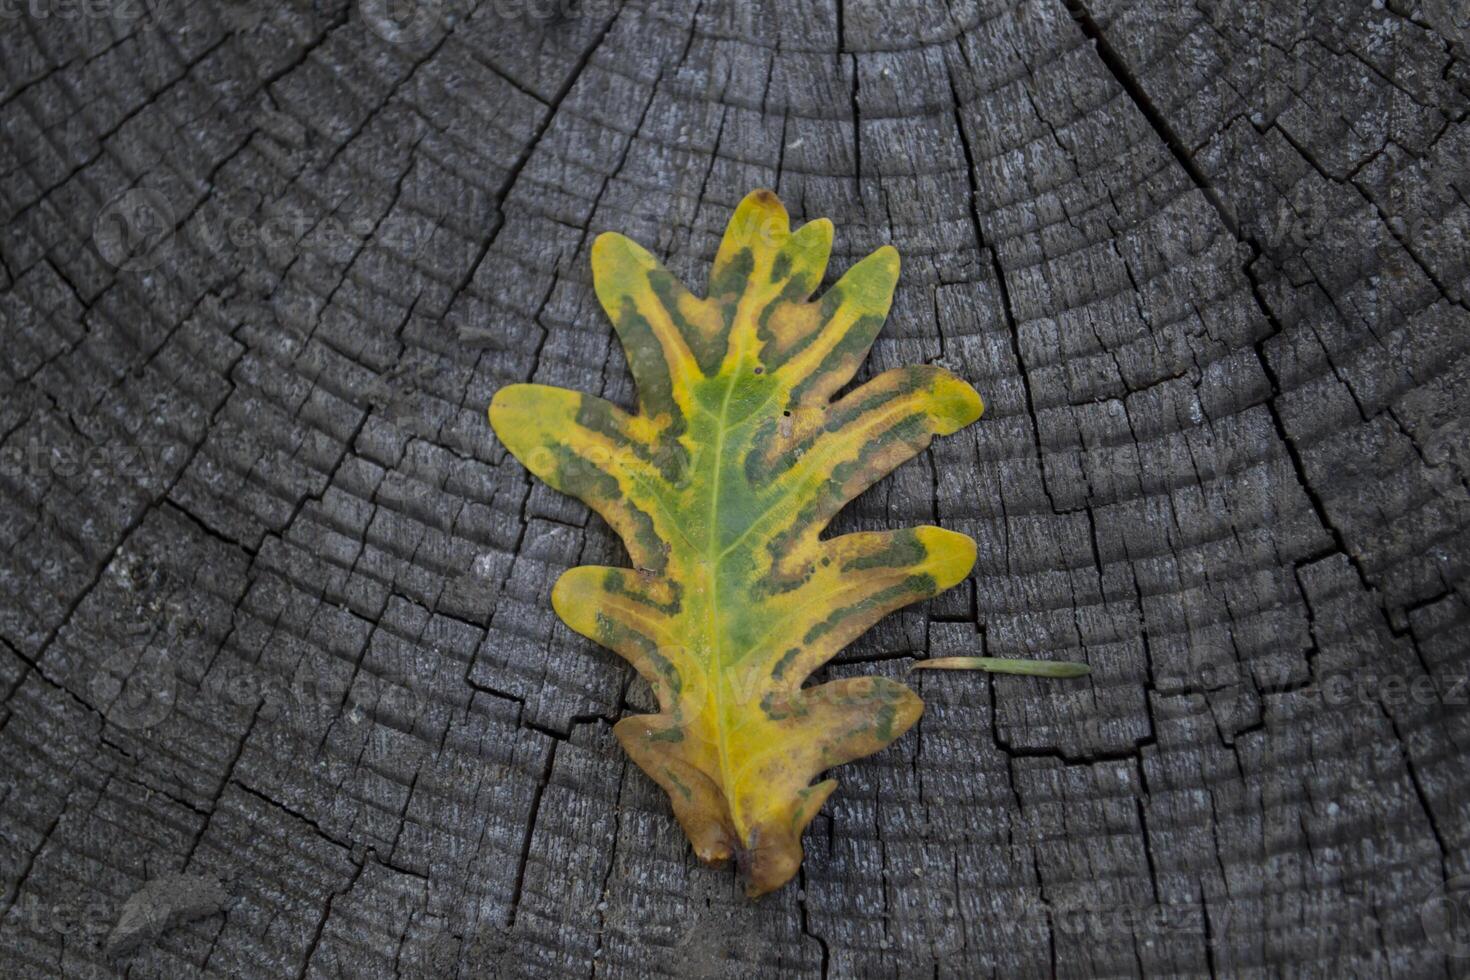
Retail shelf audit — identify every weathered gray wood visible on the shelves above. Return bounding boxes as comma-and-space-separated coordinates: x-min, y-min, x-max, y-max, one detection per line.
1, 0, 1467, 976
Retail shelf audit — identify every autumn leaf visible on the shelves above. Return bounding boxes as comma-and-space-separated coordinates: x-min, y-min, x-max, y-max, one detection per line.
489, 189, 983, 896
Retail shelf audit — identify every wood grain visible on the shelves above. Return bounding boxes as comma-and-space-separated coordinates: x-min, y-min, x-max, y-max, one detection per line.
0, 0, 1466, 975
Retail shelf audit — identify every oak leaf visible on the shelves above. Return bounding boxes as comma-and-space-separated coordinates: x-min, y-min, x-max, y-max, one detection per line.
489, 190, 983, 895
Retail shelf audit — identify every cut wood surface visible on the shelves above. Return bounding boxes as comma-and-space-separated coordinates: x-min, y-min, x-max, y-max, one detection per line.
1, 1, 1467, 976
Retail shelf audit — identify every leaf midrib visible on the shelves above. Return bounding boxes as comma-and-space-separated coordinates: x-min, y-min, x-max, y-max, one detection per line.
703, 356, 742, 834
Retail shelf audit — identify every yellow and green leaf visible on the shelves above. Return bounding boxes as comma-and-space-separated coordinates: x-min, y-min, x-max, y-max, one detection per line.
489, 190, 985, 896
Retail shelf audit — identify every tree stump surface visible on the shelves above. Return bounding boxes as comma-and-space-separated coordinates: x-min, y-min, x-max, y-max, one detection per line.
2, 1, 1468, 976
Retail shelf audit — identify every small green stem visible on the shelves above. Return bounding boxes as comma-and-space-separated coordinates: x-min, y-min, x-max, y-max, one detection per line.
912, 657, 1090, 678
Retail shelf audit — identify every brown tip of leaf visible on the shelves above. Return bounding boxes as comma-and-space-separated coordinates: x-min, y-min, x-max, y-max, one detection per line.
738, 831, 803, 899
740, 189, 787, 227
693, 833, 735, 868
740, 188, 786, 216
